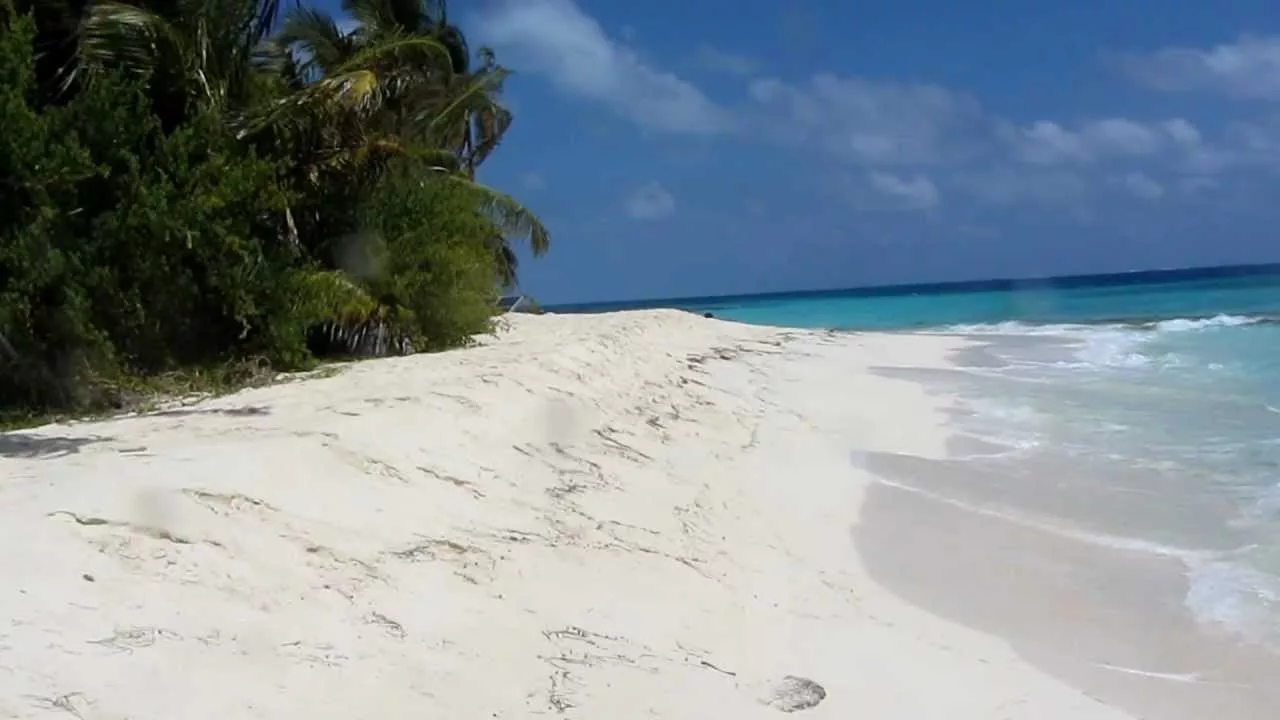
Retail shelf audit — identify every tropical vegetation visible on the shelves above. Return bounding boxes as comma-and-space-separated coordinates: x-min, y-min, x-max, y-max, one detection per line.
0, 0, 549, 420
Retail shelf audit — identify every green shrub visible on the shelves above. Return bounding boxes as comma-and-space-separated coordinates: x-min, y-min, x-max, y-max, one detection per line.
0, 15, 296, 410
0, 14, 112, 408
0, 4, 547, 420
351, 162, 501, 351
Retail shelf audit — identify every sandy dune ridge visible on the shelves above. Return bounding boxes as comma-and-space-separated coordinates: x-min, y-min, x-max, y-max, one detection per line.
0, 310, 1134, 719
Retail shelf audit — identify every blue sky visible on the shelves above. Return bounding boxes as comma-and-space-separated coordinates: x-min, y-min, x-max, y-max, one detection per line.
316, 0, 1280, 303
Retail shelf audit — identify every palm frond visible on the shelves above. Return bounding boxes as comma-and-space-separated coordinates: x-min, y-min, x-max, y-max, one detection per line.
420, 65, 506, 137
251, 0, 284, 44
434, 22, 469, 74
436, 172, 549, 256
492, 238, 519, 289
241, 32, 453, 142
75, 2, 187, 81
277, 7, 352, 77
316, 68, 384, 111
407, 145, 462, 172
342, 0, 404, 34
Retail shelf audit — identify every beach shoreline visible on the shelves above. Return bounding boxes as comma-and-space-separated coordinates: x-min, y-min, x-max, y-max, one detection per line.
0, 310, 1263, 718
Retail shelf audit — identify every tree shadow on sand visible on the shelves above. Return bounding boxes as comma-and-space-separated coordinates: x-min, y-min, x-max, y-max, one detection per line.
0, 432, 113, 459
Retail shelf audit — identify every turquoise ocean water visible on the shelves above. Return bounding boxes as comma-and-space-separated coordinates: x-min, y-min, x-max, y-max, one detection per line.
554, 264, 1280, 649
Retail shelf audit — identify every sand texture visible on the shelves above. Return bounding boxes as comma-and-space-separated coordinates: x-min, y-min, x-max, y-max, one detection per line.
1, 310, 1146, 719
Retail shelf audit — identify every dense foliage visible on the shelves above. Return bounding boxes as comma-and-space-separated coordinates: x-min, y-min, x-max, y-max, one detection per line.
0, 0, 549, 417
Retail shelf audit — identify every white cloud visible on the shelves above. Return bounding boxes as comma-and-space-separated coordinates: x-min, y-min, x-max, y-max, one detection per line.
1114, 172, 1165, 200
625, 181, 676, 220
867, 171, 940, 209
1120, 35, 1280, 100
1001, 118, 1202, 165
1224, 117, 1280, 155
472, 0, 1270, 212
473, 1, 983, 167
1164, 117, 1280, 173
695, 45, 757, 76
747, 75, 985, 165
471, 0, 728, 134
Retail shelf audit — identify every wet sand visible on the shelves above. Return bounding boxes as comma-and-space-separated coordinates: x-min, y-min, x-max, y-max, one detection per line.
855, 447, 1280, 719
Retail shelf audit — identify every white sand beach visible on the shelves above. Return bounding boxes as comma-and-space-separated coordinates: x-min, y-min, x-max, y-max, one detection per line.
0, 310, 1206, 719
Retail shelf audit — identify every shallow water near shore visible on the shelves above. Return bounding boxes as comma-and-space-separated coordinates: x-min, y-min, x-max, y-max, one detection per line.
860, 312, 1280, 716
689, 271, 1280, 655
921, 319, 1280, 652
588, 268, 1280, 714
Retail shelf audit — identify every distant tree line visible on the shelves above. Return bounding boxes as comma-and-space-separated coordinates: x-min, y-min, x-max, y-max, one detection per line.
0, 0, 548, 419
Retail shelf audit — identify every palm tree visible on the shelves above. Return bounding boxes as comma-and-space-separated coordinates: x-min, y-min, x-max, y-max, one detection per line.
343, 0, 470, 73
59, 0, 549, 355
341, 0, 512, 177
258, 5, 548, 271
71, 0, 284, 124
67, 0, 550, 273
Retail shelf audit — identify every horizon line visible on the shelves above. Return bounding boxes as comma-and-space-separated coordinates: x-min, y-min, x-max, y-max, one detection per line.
547, 261, 1280, 311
